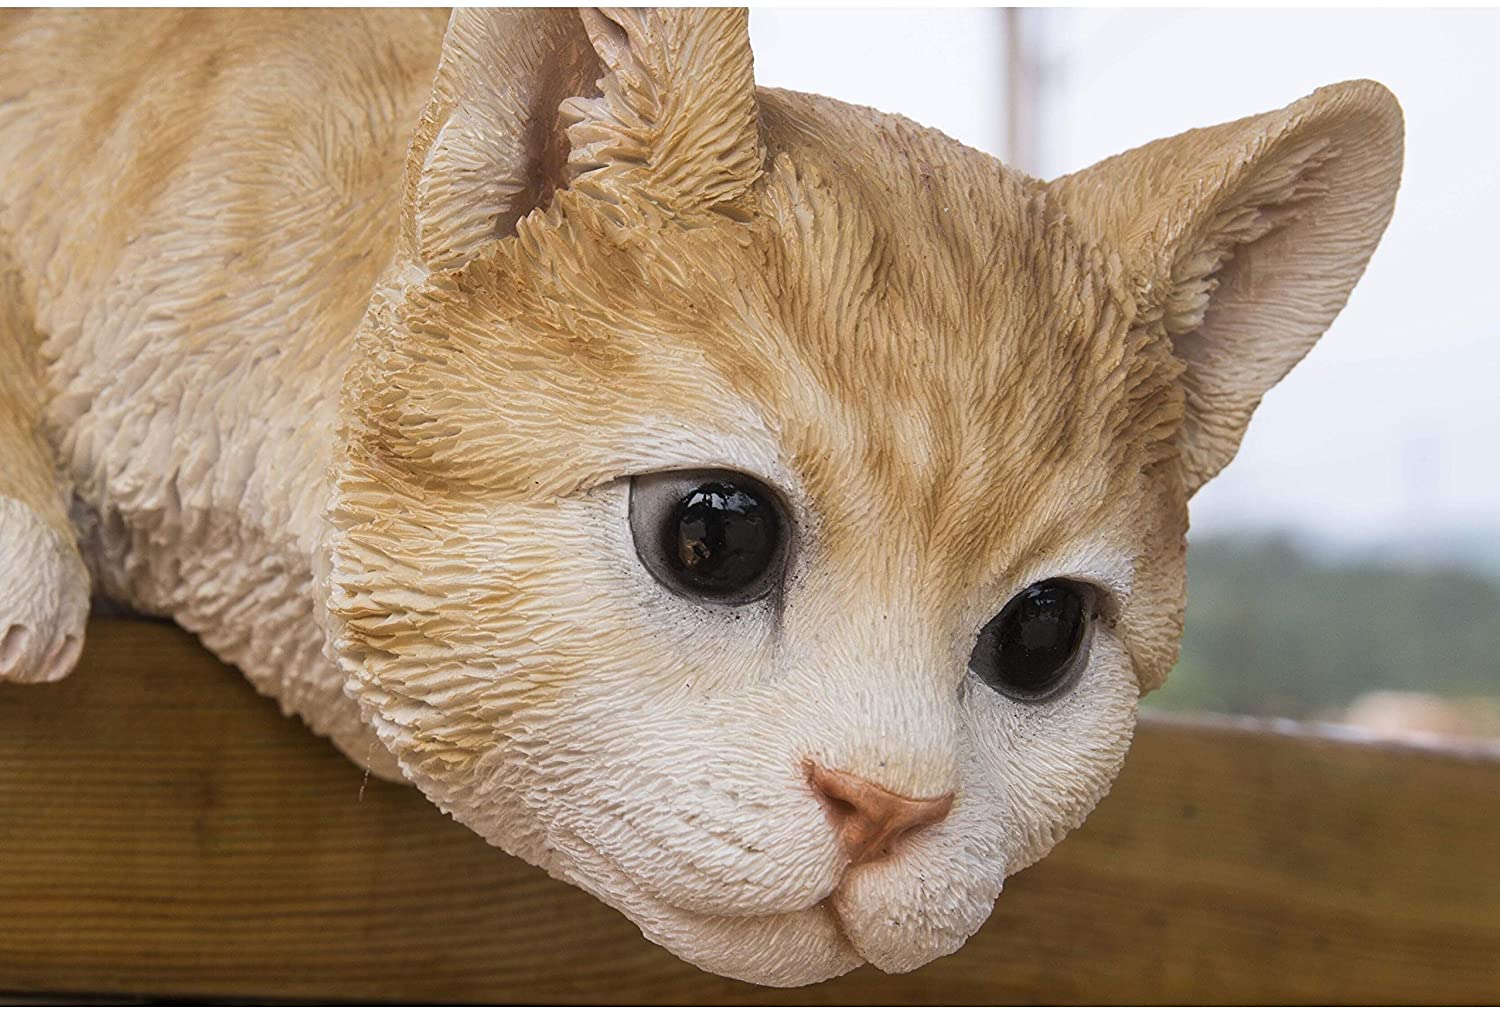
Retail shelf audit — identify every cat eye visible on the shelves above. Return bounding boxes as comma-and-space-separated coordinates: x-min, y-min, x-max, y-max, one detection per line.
969, 579, 1092, 701
629, 470, 787, 604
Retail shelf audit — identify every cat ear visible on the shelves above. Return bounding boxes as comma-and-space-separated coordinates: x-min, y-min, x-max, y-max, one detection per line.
561, 8, 764, 217
404, 7, 764, 271
400, 9, 597, 271
1049, 81, 1403, 495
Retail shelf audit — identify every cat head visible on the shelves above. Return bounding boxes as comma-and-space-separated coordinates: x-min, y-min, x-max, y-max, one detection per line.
322, 8, 1402, 986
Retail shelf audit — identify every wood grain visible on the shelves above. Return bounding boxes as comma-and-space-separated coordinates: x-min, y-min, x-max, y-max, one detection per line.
1, 619, 1497, 1003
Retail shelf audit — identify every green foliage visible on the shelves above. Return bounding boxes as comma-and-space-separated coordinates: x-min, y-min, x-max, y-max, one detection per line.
1147, 534, 1500, 718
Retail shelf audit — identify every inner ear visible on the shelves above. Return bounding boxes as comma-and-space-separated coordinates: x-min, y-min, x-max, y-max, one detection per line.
402, 9, 599, 271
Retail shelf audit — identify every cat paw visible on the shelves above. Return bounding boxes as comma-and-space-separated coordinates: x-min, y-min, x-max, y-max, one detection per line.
0, 496, 90, 683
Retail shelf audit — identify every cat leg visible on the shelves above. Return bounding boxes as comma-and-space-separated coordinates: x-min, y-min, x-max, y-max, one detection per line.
0, 256, 90, 683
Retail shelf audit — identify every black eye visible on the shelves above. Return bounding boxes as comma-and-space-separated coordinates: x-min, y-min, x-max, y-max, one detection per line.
630, 471, 786, 604
969, 579, 1092, 701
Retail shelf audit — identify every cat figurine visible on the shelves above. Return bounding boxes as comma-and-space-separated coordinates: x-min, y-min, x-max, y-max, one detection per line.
0, 7, 1402, 986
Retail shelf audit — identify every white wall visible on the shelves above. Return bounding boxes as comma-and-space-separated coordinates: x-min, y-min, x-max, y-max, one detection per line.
749, 9, 1008, 158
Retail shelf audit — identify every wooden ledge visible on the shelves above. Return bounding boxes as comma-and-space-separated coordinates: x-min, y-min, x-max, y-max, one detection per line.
1, 619, 1497, 1003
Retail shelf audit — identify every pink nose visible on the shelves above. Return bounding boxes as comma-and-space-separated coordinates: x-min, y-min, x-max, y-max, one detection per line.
807, 762, 954, 866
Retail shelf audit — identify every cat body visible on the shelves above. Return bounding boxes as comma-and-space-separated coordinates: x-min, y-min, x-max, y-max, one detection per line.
0, 8, 1401, 986
0, 9, 447, 772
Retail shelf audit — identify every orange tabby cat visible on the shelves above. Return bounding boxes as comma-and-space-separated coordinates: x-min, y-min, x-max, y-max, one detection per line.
0, 8, 1401, 985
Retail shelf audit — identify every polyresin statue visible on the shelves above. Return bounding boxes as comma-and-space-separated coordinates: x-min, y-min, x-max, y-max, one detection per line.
0, 8, 1402, 986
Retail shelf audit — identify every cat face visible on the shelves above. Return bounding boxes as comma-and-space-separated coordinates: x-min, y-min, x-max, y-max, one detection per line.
323, 9, 1402, 987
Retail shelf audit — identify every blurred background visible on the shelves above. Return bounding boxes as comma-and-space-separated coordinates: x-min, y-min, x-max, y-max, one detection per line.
750, 8, 1500, 740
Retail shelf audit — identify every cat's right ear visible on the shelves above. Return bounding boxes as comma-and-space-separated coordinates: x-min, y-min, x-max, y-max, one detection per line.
398, 9, 599, 271
403, 8, 765, 272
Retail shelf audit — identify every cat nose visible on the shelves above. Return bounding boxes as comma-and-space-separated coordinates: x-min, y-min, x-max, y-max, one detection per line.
806, 762, 954, 866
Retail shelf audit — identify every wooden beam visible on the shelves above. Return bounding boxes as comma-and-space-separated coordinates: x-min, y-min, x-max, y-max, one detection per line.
1, 620, 1497, 1003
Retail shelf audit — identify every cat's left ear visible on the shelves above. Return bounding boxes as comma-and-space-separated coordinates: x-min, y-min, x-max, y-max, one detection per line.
1049, 81, 1403, 495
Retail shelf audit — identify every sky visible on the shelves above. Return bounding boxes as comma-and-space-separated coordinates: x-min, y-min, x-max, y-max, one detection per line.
750, 9, 1500, 557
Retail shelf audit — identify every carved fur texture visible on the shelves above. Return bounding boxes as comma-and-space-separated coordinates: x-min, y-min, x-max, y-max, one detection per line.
0, 9, 1402, 986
